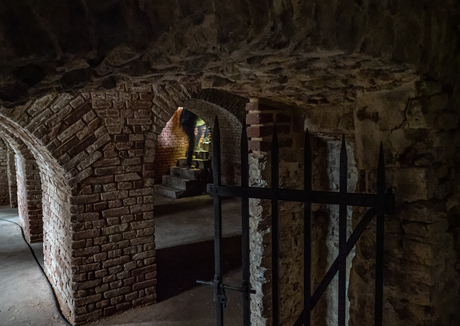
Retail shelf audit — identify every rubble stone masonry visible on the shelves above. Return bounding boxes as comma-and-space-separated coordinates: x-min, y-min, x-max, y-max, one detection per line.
246, 76, 460, 326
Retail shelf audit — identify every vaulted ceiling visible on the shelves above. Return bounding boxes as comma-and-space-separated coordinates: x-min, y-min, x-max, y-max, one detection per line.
0, 0, 459, 108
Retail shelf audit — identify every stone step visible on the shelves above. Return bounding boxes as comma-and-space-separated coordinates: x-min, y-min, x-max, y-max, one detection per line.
178, 158, 211, 170
154, 182, 206, 199
154, 185, 185, 199
201, 142, 210, 152
162, 175, 202, 191
195, 151, 210, 160
170, 166, 202, 180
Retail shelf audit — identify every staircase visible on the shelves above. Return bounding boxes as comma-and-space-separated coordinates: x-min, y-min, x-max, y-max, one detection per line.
154, 149, 211, 199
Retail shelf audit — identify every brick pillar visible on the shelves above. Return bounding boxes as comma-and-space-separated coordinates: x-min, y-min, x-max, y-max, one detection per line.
68, 91, 157, 324
246, 99, 292, 154
246, 99, 305, 326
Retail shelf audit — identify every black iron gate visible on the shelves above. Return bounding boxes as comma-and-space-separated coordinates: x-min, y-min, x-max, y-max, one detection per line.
200, 117, 395, 326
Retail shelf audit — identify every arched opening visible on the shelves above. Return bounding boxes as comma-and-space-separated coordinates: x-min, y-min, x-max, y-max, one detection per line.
0, 114, 73, 320
150, 93, 245, 322
154, 107, 212, 199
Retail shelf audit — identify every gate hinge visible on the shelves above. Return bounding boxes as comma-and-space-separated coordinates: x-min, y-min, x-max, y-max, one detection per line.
216, 282, 228, 308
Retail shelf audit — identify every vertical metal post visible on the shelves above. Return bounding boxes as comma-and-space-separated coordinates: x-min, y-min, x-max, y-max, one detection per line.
338, 136, 348, 326
213, 117, 224, 326
271, 126, 280, 326
304, 130, 312, 326
241, 122, 251, 326
375, 143, 385, 326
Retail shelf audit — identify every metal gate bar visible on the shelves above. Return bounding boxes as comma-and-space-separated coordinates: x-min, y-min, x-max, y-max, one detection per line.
204, 117, 394, 326
212, 118, 224, 325
304, 131, 312, 326
375, 143, 386, 326
272, 127, 280, 325
338, 137, 348, 326
241, 122, 251, 326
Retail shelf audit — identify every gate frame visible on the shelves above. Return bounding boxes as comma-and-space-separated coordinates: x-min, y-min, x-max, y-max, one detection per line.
205, 117, 395, 326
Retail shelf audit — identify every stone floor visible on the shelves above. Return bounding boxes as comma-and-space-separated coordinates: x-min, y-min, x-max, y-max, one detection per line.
0, 194, 244, 326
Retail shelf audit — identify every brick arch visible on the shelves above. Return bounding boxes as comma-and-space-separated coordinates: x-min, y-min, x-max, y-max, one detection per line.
0, 131, 43, 243
147, 83, 246, 185
191, 89, 248, 123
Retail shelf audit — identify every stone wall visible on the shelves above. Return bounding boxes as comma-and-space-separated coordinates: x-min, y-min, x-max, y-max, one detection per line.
293, 78, 460, 326
0, 138, 9, 205
246, 75, 460, 326
348, 80, 460, 326
7, 146, 18, 208
154, 108, 188, 184
1, 0, 459, 112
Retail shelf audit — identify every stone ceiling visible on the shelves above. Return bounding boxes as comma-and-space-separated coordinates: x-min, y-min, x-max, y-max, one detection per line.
0, 0, 458, 108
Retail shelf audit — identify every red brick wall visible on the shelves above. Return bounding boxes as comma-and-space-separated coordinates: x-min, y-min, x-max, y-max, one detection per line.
154, 108, 188, 183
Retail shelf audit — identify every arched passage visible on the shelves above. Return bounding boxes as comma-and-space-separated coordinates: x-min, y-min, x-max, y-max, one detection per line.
0, 131, 43, 243
153, 84, 247, 194
147, 85, 246, 307
0, 114, 72, 317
